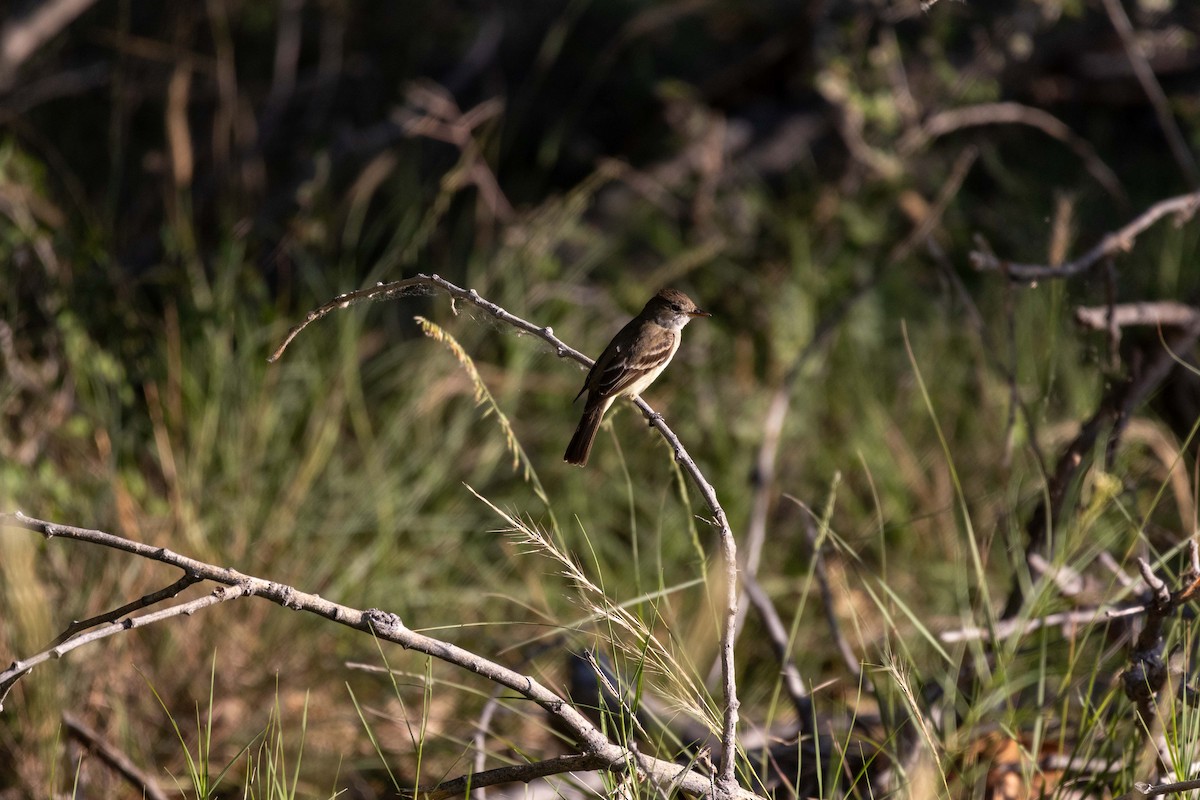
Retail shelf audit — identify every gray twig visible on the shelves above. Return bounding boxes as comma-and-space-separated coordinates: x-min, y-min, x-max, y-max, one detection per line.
44, 572, 202, 648
970, 191, 1200, 281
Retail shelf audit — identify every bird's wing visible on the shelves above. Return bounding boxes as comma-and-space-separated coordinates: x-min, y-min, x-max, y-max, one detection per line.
591, 327, 676, 399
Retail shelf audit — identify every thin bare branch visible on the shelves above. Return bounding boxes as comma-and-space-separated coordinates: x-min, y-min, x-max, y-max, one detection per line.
970, 190, 1200, 281
941, 605, 1136, 644
404, 752, 610, 800
63, 712, 170, 800
44, 573, 202, 648
1075, 302, 1200, 332
269, 274, 590, 365
639, 414, 742, 792
899, 102, 1124, 203
1099, 0, 1198, 189
1, 579, 248, 706
740, 573, 811, 721
1122, 544, 1200, 780
1126, 777, 1200, 799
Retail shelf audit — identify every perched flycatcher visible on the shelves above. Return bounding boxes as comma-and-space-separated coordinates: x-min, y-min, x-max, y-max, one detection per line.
564, 288, 710, 466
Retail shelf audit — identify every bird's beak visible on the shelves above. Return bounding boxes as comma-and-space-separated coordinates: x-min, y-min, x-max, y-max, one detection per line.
689, 308, 712, 318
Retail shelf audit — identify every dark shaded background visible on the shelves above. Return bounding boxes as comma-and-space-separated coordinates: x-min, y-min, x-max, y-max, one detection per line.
3, 0, 1200, 797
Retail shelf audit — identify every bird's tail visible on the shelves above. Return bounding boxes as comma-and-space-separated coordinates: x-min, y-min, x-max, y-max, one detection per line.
564, 402, 606, 466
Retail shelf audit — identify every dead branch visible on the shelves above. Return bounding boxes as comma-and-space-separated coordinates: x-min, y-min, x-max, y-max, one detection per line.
1123, 543, 1200, 783
941, 607, 1119, 644
970, 190, 1200, 281
1125, 776, 1200, 799
898, 102, 1124, 203
1, 578, 248, 707
1075, 302, 1200, 332
0, 512, 764, 800
63, 712, 169, 800
1123, 544, 1200, 706
403, 753, 611, 800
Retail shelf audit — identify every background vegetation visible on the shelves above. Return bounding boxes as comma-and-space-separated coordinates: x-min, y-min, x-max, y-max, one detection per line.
2, 0, 1200, 797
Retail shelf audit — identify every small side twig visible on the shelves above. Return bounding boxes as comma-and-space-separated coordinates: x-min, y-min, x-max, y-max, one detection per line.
940, 592, 1171, 644
1123, 545, 1200, 707
1, 582, 248, 708
402, 752, 611, 800
1124, 777, 1200, 799
1123, 544, 1200, 781
44, 572, 202, 648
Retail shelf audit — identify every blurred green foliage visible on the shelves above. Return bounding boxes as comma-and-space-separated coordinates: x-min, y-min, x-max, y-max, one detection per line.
2, 0, 1200, 796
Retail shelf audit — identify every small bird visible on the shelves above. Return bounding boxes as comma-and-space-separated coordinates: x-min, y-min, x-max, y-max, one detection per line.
564, 288, 710, 466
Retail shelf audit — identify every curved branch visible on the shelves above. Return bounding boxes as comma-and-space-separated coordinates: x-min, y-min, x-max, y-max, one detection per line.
271, 273, 745, 794
899, 102, 1125, 203
970, 190, 1200, 281
63, 712, 169, 800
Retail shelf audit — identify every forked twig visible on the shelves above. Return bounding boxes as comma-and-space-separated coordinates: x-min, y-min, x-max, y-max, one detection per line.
1, 575, 246, 709
44, 573, 202, 648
